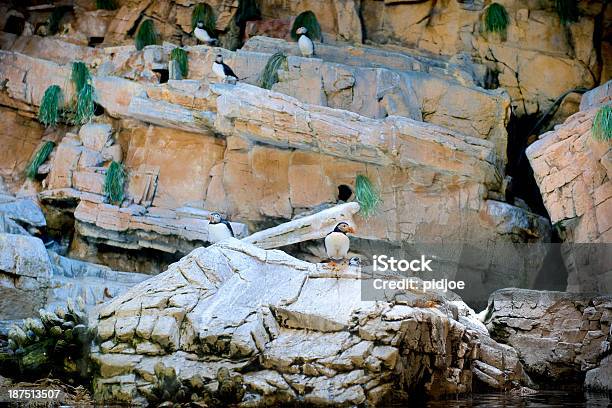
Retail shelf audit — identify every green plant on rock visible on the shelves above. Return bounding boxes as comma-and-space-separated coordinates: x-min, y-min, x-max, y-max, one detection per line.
592, 105, 612, 142
236, 0, 261, 25
191, 3, 216, 32
96, 0, 117, 10
170, 47, 189, 78
355, 174, 382, 218
291, 10, 321, 41
71, 61, 91, 94
104, 161, 126, 204
259, 52, 287, 90
38, 85, 63, 128
555, 0, 579, 25
484, 3, 509, 36
135, 19, 157, 50
74, 83, 96, 125
26, 141, 55, 180
69, 61, 96, 125
3, 297, 92, 379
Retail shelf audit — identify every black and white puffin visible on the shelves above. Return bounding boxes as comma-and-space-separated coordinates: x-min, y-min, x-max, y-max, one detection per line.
296, 27, 315, 58
212, 54, 238, 84
324, 222, 355, 265
207, 212, 234, 243
194, 21, 217, 45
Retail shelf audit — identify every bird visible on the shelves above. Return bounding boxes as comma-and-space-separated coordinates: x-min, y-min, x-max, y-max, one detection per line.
348, 256, 361, 267
296, 27, 315, 58
194, 21, 217, 45
212, 54, 238, 84
208, 212, 234, 243
324, 222, 355, 267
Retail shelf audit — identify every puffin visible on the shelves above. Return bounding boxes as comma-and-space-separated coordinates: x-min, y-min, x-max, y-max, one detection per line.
194, 21, 217, 45
207, 212, 234, 243
212, 54, 238, 84
296, 27, 315, 58
324, 222, 355, 265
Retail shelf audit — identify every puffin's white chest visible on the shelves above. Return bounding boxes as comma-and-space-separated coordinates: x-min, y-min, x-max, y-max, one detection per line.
298, 35, 314, 57
194, 27, 212, 43
208, 222, 233, 243
325, 232, 350, 260
212, 62, 226, 79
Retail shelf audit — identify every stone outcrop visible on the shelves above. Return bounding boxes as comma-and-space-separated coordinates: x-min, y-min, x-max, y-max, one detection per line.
0, 233, 52, 322
526, 81, 611, 293
91, 238, 531, 406
487, 289, 611, 388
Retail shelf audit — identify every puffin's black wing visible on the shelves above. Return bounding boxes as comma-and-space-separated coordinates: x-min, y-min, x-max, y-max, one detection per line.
221, 219, 235, 237
222, 63, 237, 78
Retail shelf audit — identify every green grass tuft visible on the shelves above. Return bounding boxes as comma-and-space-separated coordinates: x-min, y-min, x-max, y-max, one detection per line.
170, 48, 189, 78
555, 0, 579, 25
236, 0, 261, 25
96, 0, 117, 10
38, 85, 63, 128
291, 10, 321, 41
192, 3, 216, 32
135, 19, 157, 50
74, 83, 95, 125
71, 61, 91, 94
26, 141, 55, 180
355, 174, 382, 218
484, 3, 509, 36
104, 161, 126, 204
260, 52, 287, 90
592, 105, 612, 141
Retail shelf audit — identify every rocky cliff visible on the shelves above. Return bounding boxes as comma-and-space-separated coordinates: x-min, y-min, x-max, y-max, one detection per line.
0, 0, 610, 404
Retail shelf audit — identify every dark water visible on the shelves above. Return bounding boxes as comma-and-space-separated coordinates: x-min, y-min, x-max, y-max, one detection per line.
424, 392, 612, 407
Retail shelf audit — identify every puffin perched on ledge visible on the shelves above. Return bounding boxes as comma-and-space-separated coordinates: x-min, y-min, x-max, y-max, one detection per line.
296, 26, 315, 58
194, 21, 218, 45
325, 222, 355, 266
212, 54, 238, 84
207, 212, 234, 243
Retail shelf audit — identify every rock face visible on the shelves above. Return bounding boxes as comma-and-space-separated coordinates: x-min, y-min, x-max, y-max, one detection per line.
526, 81, 612, 293
0, 229, 149, 328
91, 239, 530, 406
0, 44, 554, 305
487, 289, 612, 388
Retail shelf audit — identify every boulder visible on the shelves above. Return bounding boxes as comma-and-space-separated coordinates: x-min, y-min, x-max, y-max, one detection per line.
487, 289, 612, 387
79, 123, 113, 152
91, 238, 531, 405
526, 81, 612, 292
585, 355, 612, 393
0, 233, 52, 321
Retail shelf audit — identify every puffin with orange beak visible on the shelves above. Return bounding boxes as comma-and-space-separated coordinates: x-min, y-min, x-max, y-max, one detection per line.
325, 222, 355, 266
207, 212, 234, 243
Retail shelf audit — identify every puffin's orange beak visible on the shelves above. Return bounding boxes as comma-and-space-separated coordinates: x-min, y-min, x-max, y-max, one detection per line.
347, 227, 356, 234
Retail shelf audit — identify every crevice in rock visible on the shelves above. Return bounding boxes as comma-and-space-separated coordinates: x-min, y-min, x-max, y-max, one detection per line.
504, 113, 548, 217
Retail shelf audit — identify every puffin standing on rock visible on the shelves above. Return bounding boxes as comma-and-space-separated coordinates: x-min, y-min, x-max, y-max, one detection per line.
212, 54, 238, 84
207, 212, 234, 243
194, 21, 217, 45
296, 27, 315, 58
325, 222, 355, 266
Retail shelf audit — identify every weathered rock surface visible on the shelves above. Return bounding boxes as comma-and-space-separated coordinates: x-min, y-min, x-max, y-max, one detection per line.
0, 229, 149, 334
526, 81, 611, 293
0, 48, 553, 304
91, 239, 531, 406
487, 289, 612, 388
0, 233, 52, 321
